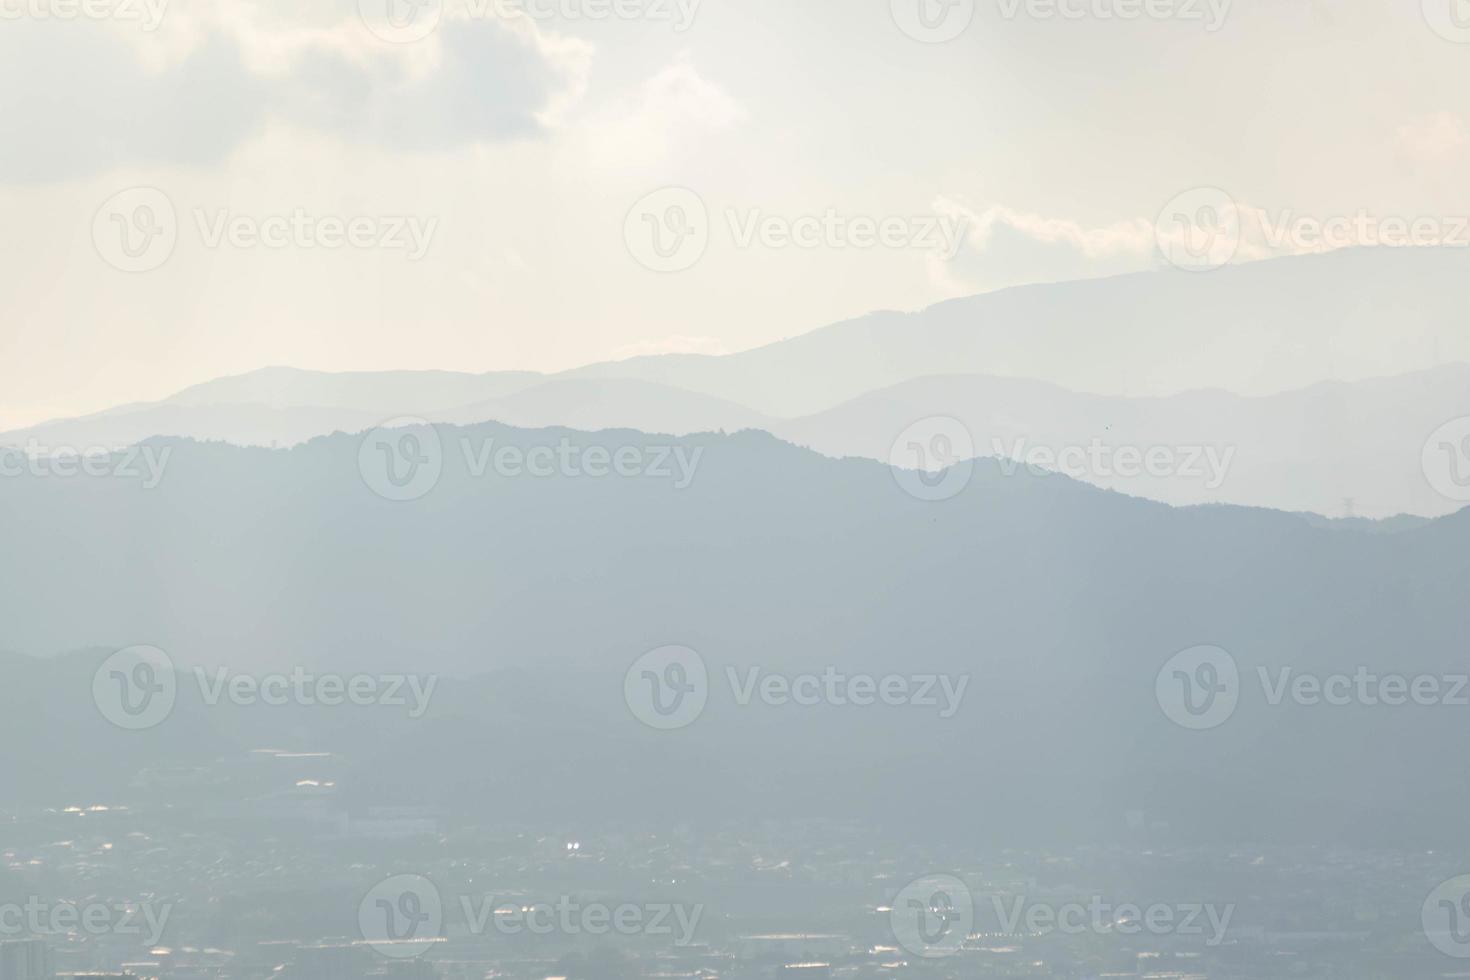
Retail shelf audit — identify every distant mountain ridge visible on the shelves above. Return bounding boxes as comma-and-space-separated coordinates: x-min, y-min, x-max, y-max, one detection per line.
564, 246, 1470, 413
5, 364, 1467, 518
5, 248, 1470, 517
773, 365, 1470, 518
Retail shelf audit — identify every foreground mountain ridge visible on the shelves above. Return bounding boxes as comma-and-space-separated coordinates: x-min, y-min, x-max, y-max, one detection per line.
2, 423, 1467, 844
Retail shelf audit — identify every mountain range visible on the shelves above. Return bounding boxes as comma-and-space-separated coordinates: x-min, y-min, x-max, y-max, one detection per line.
2, 423, 1468, 844
5, 247, 1469, 517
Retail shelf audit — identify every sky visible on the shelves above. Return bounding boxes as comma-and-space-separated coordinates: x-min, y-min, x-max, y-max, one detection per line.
2, 0, 1469, 427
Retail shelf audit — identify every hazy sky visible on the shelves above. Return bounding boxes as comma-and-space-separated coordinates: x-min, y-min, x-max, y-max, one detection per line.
2, 0, 1468, 427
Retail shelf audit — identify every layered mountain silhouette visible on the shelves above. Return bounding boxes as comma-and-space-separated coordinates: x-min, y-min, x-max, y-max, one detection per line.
775, 366, 1470, 518
4, 248, 1468, 517
2, 425, 1467, 844
564, 246, 1470, 414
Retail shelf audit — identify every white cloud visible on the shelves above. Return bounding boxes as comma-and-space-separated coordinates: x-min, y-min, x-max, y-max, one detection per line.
930, 199, 1157, 293
0, 2, 587, 181
574, 52, 746, 172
